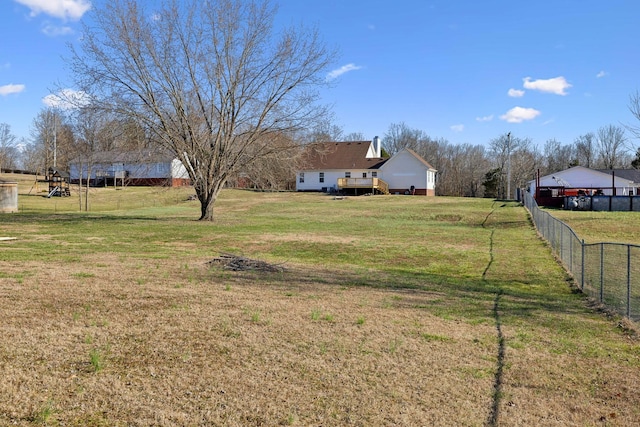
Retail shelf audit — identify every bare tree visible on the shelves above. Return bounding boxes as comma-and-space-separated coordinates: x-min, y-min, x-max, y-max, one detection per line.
343, 132, 366, 142
67, 0, 334, 220
455, 143, 489, 197
487, 133, 536, 199
543, 139, 575, 174
383, 122, 426, 155
300, 114, 344, 143
0, 123, 19, 172
597, 124, 628, 169
72, 106, 109, 210
233, 133, 301, 190
574, 132, 596, 168
628, 90, 640, 139
30, 109, 72, 174
19, 140, 44, 174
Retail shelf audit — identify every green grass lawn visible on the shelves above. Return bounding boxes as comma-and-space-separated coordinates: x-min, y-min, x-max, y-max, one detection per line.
547, 208, 640, 244
1, 177, 639, 426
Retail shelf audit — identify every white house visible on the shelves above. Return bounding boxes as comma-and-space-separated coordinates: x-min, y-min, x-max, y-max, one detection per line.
380, 148, 437, 196
296, 137, 437, 196
529, 166, 640, 196
69, 149, 191, 187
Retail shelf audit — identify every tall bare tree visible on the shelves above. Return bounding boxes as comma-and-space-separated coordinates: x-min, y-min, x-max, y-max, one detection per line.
574, 132, 596, 168
543, 139, 575, 174
19, 140, 44, 174
628, 90, 640, 139
0, 123, 18, 172
67, 0, 334, 220
487, 133, 536, 199
343, 132, 366, 142
72, 105, 110, 211
30, 109, 72, 174
383, 122, 427, 155
597, 124, 628, 169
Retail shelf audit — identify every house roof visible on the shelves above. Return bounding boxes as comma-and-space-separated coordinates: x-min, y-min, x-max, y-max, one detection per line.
529, 166, 638, 187
69, 148, 176, 165
300, 141, 388, 170
48, 168, 70, 178
596, 169, 640, 183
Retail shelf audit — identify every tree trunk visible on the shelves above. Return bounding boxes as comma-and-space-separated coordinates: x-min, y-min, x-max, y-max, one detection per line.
199, 201, 214, 221
85, 165, 92, 212
197, 187, 220, 221
78, 164, 83, 211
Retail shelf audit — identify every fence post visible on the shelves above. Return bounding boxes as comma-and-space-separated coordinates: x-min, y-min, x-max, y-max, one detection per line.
561, 224, 564, 263
599, 243, 604, 303
581, 239, 585, 291
627, 245, 631, 318
569, 226, 572, 269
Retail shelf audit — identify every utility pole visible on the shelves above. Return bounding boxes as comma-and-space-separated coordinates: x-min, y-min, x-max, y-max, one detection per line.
53, 117, 57, 169
506, 132, 511, 200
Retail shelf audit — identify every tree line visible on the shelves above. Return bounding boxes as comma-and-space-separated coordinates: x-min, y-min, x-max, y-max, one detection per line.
2, 113, 635, 202
2, 0, 640, 220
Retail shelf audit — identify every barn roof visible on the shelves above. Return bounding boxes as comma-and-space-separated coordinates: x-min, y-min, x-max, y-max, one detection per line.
300, 141, 388, 170
597, 169, 640, 183
69, 148, 176, 165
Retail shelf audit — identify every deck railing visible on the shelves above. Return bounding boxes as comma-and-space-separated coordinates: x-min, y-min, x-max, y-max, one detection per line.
337, 177, 389, 194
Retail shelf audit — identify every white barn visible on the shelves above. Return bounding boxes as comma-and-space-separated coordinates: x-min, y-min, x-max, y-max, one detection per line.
69, 149, 191, 187
529, 166, 639, 196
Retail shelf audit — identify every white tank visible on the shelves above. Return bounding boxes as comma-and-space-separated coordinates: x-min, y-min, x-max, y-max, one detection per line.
0, 181, 18, 213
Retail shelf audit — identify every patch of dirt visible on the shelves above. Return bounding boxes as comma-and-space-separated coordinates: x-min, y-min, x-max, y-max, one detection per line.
207, 253, 286, 272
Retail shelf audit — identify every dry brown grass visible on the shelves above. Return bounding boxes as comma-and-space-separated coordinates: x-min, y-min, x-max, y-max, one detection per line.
2, 188, 640, 426
2, 253, 639, 426
1, 257, 498, 426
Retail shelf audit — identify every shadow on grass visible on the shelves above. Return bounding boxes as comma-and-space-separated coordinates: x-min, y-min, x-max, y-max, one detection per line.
211, 262, 589, 325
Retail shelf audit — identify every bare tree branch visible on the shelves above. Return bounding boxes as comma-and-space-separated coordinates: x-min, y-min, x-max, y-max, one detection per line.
66, 0, 335, 220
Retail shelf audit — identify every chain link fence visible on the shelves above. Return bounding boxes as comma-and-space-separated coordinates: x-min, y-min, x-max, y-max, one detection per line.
523, 191, 640, 321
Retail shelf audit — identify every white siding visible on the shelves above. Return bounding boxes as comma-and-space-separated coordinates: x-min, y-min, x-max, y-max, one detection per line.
70, 159, 185, 180
379, 149, 435, 192
296, 169, 374, 191
171, 159, 189, 179
529, 166, 636, 195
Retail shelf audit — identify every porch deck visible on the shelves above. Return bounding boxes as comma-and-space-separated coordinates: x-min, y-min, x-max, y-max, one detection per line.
337, 177, 389, 195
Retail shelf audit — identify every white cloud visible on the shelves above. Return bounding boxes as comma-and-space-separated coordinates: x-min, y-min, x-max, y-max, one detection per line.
14, 0, 91, 21
0, 83, 26, 96
450, 124, 464, 132
523, 76, 571, 95
596, 70, 608, 78
42, 24, 73, 36
476, 115, 493, 122
508, 88, 525, 98
500, 106, 541, 123
42, 88, 90, 109
327, 63, 363, 80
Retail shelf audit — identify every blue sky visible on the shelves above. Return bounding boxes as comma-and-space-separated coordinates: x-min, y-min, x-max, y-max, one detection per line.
1, 0, 639, 149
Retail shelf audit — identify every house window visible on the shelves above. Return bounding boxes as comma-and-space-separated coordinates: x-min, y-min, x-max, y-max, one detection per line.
372, 171, 377, 178
362, 172, 367, 178
319, 172, 324, 183
345, 172, 351, 178
299, 172, 304, 183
